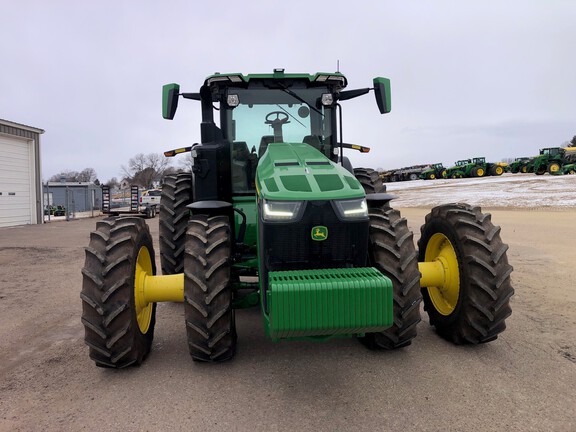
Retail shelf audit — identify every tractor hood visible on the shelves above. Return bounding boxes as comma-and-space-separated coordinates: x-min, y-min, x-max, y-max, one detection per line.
256, 143, 364, 201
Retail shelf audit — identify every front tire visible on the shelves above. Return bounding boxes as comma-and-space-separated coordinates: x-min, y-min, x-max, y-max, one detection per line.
418, 204, 514, 344
184, 215, 237, 362
354, 168, 386, 194
359, 206, 422, 349
160, 173, 193, 274
81, 217, 156, 368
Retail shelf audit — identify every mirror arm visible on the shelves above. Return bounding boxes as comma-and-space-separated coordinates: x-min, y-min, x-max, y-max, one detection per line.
338, 88, 370, 101
182, 92, 201, 100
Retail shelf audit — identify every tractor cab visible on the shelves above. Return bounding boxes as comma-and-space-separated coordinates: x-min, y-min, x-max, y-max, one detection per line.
162, 70, 389, 199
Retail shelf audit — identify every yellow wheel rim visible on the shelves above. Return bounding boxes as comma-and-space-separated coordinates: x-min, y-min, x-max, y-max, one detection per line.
550, 163, 560, 173
134, 246, 154, 333
496, 166, 503, 175
424, 233, 460, 315
430, 174, 436, 180
477, 168, 484, 177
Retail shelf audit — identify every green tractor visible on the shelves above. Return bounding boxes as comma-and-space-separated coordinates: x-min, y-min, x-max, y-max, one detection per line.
420, 163, 447, 180
509, 157, 531, 174
446, 158, 505, 179
445, 159, 470, 178
80, 70, 514, 367
530, 147, 576, 175
563, 163, 576, 175
471, 157, 507, 177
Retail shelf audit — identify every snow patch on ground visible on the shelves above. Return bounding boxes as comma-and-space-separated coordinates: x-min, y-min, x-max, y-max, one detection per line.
385, 173, 576, 208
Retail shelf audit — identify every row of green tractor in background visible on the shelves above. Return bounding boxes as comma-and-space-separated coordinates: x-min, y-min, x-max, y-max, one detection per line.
508, 147, 576, 176
381, 146, 576, 182
381, 157, 507, 182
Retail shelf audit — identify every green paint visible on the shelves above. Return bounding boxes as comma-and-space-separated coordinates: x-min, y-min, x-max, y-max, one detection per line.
264, 268, 393, 340
256, 143, 364, 201
233, 196, 258, 248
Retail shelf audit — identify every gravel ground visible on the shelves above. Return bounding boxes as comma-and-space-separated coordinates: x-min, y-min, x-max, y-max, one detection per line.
0, 175, 575, 432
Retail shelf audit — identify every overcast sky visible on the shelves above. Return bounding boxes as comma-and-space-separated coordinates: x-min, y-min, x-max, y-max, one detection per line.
2, 1, 575, 182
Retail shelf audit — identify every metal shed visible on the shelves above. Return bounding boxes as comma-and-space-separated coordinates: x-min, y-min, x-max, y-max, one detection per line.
0, 119, 44, 227
44, 182, 101, 215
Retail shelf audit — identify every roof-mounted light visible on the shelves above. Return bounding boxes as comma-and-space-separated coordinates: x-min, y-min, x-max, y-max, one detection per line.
227, 94, 240, 107
315, 75, 346, 86
321, 93, 334, 106
206, 74, 244, 85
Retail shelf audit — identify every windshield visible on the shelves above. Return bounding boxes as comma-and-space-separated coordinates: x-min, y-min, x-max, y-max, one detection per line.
226, 87, 333, 156
225, 86, 334, 194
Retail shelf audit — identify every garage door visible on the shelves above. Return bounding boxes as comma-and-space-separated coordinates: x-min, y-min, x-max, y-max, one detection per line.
0, 134, 34, 227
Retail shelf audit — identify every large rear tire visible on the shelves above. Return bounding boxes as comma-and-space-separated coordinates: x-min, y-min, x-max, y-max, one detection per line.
159, 173, 193, 275
81, 217, 156, 368
418, 204, 514, 344
491, 165, 504, 176
184, 215, 237, 362
359, 206, 422, 349
353, 168, 386, 194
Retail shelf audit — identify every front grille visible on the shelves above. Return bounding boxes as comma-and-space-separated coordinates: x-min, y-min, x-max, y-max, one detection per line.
260, 201, 369, 272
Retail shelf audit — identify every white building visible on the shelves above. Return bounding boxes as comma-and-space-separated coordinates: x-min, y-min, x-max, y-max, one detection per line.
0, 119, 45, 227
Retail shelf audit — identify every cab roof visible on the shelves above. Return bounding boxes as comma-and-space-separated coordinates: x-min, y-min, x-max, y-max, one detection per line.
203, 69, 348, 90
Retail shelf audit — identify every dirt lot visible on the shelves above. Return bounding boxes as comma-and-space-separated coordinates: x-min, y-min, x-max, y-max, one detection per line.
1, 176, 575, 431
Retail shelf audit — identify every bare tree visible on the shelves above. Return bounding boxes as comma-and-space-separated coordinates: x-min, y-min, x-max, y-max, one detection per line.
77, 167, 98, 182
104, 177, 120, 189
178, 154, 194, 173
49, 171, 77, 182
49, 168, 98, 183
121, 153, 172, 188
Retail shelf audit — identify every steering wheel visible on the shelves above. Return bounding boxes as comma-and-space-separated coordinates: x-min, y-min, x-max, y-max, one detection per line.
265, 111, 290, 125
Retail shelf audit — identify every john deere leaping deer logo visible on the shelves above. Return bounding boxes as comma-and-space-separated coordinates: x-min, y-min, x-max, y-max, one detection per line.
311, 226, 328, 241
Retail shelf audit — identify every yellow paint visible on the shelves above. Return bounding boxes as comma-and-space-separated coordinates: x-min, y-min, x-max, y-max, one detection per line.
419, 233, 460, 316
134, 246, 155, 333
143, 274, 185, 303
134, 247, 184, 333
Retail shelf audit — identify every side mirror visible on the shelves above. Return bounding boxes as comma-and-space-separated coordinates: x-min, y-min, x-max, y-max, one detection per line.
162, 83, 180, 119
373, 77, 391, 114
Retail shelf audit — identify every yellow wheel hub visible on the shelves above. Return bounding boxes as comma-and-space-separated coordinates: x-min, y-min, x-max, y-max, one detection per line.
550, 163, 560, 173
419, 233, 460, 315
495, 166, 503, 175
477, 168, 484, 177
134, 246, 155, 333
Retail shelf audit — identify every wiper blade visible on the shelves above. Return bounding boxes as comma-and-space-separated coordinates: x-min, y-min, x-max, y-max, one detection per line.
278, 84, 324, 117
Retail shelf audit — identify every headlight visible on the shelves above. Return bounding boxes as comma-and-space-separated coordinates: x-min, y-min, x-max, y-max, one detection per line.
333, 198, 368, 220
262, 200, 304, 222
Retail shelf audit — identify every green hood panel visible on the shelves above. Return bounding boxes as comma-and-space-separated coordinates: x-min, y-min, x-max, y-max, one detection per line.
256, 143, 364, 200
